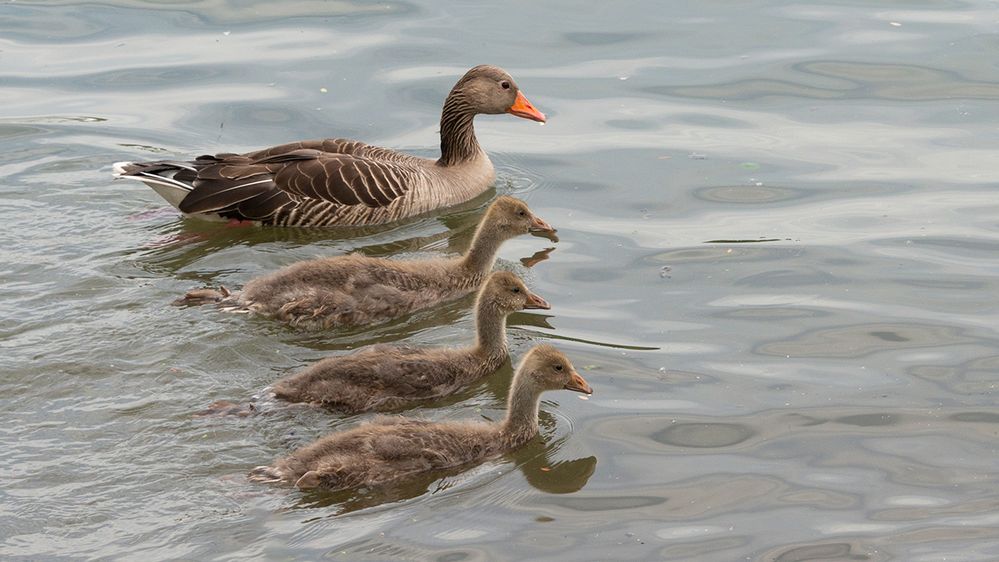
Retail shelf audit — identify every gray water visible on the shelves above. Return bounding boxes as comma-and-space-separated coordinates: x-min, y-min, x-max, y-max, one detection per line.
3, 1, 999, 560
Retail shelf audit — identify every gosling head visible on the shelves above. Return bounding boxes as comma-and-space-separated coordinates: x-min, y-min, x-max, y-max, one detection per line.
454, 65, 546, 123
481, 196, 556, 240
518, 344, 593, 395
480, 271, 550, 312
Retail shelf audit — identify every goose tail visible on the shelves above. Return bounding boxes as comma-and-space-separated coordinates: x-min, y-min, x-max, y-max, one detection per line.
113, 160, 196, 211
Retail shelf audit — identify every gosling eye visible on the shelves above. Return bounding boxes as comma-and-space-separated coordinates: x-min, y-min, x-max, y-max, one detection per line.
500, 80, 511, 90
554, 364, 564, 372
512, 287, 521, 293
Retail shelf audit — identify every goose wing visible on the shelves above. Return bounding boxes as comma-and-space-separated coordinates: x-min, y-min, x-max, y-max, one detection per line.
175, 145, 426, 219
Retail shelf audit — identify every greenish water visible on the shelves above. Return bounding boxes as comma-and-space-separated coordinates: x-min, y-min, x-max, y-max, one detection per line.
3, 1, 999, 560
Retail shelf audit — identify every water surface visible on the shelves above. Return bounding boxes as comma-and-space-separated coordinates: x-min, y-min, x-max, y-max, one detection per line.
3, 1, 999, 560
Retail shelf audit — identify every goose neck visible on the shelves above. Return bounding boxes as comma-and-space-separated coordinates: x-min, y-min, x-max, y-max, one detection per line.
437, 94, 482, 167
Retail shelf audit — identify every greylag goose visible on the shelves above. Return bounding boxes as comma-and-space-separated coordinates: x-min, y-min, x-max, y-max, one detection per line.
178, 196, 555, 330
249, 344, 593, 490
271, 271, 550, 412
112, 65, 546, 226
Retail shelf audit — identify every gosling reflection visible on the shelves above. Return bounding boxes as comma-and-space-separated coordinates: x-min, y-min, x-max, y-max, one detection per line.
509, 425, 597, 495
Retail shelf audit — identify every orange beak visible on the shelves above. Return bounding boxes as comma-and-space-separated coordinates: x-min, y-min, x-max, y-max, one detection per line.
528, 214, 556, 234
507, 91, 546, 123
564, 369, 593, 395
523, 291, 551, 310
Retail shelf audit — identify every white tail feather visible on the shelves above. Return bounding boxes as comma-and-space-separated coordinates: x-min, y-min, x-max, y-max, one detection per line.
113, 165, 194, 211
248, 465, 285, 483
112, 161, 132, 176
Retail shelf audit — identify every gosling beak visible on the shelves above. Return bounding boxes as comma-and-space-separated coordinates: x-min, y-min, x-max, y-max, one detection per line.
507, 91, 547, 123
523, 291, 551, 310
564, 369, 593, 395
528, 214, 556, 234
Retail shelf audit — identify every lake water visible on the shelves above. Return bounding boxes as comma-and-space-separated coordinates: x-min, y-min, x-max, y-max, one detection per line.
3, 0, 999, 560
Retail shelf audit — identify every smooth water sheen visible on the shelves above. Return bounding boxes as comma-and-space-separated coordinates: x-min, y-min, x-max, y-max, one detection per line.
3, 1, 999, 560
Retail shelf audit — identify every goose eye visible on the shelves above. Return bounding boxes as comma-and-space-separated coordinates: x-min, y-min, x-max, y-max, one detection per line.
500, 81, 511, 90
554, 364, 564, 372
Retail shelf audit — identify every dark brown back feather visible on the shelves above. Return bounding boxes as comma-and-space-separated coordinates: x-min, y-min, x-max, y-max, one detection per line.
170, 143, 422, 215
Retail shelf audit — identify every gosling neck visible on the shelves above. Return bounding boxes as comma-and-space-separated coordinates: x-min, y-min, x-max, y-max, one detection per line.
473, 298, 510, 357
500, 375, 542, 441
460, 222, 509, 274
437, 93, 482, 167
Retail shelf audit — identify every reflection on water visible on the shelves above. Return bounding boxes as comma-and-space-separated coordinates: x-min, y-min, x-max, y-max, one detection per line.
652, 422, 756, 448
694, 184, 805, 204
4, 0, 999, 559
767, 542, 875, 562
519, 455, 597, 495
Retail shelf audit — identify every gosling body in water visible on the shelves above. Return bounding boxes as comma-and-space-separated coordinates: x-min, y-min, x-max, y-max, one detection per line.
271, 271, 550, 413
177, 196, 555, 330
249, 345, 593, 490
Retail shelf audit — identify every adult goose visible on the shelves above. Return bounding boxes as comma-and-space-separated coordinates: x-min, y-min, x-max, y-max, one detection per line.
249, 345, 593, 490
178, 196, 555, 330
271, 271, 550, 413
113, 65, 546, 226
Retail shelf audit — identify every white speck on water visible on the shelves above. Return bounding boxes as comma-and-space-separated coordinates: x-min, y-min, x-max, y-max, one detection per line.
655, 526, 727, 539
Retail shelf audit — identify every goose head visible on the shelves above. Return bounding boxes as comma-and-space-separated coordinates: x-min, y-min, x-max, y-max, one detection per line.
453, 65, 546, 123
481, 271, 550, 312
519, 345, 593, 395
